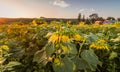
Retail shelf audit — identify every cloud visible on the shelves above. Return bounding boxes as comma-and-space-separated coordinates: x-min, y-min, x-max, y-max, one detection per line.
90, 8, 95, 12
79, 9, 88, 12
79, 8, 95, 13
53, 0, 70, 8
78, 8, 96, 18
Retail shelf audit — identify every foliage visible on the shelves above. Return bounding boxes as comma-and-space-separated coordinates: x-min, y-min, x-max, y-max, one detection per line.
0, 21, 120, 72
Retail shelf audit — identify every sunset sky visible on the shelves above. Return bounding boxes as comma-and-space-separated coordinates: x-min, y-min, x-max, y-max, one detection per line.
0, 0, 120, 19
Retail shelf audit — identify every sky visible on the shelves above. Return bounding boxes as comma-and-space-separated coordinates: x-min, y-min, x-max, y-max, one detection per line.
0, 0, 120, 19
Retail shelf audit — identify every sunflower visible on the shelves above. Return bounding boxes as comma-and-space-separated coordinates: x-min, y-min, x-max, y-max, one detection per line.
49, 33, 70, 44
98, 39, 106, 43
61, 35, 70, 43
90, 43, 109, 51
73, 34, 83, 41
0, 45, 9, 51
49, 34, 59, 43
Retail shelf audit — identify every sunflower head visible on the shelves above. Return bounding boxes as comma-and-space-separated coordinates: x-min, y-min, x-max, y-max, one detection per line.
73, 34, 83, 41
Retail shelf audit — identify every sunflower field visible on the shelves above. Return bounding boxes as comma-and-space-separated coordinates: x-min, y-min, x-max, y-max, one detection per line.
0, 21, 120, 72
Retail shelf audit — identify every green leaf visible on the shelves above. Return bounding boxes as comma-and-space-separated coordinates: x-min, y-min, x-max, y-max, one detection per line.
10, 47, 25, 58
4, 61, 22, 71
7, 61, 21, 67
46, 42, 55, 56
33, 49, 48, 65
109, 51, 118, 60
61, 45, 69, 53
72, 56, 90, 70
53, 56, 74, 72
81, 49, 101, 71
85, 33, 98, 44
62, 43, 77, 54
96, 33, 104, 38
111, 36, 120, 42
67, 43, 77, 54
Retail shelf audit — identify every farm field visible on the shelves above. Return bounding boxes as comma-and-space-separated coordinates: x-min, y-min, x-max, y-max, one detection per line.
0, 21, 120, 72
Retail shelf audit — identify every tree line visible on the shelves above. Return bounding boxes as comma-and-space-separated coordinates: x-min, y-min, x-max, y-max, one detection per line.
78, 13, 120, 24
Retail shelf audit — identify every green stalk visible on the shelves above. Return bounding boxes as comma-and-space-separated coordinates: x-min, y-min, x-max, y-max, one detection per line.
78, 39, 86, 55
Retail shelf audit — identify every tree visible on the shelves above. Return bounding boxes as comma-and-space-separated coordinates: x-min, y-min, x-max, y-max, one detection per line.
78, 13, 81, 22
106, 17, 115, 20
85, 18, 91, 24
117, 18, 120, 21
32, 17, 47, 26
89, 13, 98, 19
96, 17, 104, 21
89, 13, 98, 24
82, 15, 85, 22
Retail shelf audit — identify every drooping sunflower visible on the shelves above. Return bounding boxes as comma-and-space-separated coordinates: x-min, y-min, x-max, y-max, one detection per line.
48, 33, 70, 44
89, 39, 109, 51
